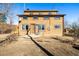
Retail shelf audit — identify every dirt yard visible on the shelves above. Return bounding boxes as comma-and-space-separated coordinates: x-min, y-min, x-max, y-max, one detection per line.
0, 34, 79, 56
0, 34, 10, 41
0, 35, 47, 56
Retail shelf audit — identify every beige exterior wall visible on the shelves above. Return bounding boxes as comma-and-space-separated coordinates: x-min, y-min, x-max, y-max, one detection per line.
19, 18, 64, 36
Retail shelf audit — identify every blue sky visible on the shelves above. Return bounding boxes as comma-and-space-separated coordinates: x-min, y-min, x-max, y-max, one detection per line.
4, 3, 79, 25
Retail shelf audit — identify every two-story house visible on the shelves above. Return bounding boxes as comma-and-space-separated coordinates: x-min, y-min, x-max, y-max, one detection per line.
18, 9, 65, 36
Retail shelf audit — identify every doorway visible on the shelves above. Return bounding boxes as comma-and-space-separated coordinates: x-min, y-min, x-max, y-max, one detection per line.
30, 24, 39, 35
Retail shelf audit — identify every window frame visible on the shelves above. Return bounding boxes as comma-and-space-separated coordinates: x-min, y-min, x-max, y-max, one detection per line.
54, 16, 60, 20
44, 16, 49, 20
22, 24, 26, 30
33, 16, 38, 20
54, 25, 60, 29
22, 24, 29, 30
23, 16, 28, 20
38, 24, 45, 30
42, 25, 45, 30
26, 25, 29, 30
30, 12, 33, 15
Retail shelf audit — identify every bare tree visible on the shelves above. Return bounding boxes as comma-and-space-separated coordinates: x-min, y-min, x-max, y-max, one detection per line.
64, 20, 70, 28
70, 21, 79, 44
0, 3, 14, 33
0, 3, 14, 24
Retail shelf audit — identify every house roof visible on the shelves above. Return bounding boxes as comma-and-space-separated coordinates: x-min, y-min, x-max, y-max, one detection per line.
18, 14, 65, 17
24, 10, 58, 12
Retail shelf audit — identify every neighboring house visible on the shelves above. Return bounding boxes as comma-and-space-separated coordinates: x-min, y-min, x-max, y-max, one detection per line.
64, 28, 74, 36
18, 10, 65, 36
64, 28, 70, 34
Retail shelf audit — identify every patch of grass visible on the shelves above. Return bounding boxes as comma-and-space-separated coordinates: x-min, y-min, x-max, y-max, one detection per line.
51, 36, 74, 44
36, 39, 50, 42
0, 33, 18, 46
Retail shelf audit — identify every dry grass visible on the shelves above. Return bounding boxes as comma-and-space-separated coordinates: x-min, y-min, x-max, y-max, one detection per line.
49, 36, 74, 44
0, 34, 18, 46
34, 37, 79, 56
0, 34, 10, 41
36, 39, 50, 42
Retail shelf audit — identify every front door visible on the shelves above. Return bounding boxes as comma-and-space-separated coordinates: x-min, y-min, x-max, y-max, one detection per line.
30, 24, 39, 35
30, 24, 35, 34
35, 25, 39, 35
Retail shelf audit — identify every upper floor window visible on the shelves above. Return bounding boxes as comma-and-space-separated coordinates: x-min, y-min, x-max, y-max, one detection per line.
33, 16, 38, 19
44, 16, 49, 20
23, 16, 28, 19
54, 16, 60, 20
54, 25, 60, 29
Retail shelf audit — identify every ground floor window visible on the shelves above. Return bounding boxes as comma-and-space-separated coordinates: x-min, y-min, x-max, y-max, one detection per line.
26, 25, 29, 30
38, 24, 45, 30
38, 25, 41, 30
42, 25, 45, 30
22, 24, 28, 30
22, 24, 44, 31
